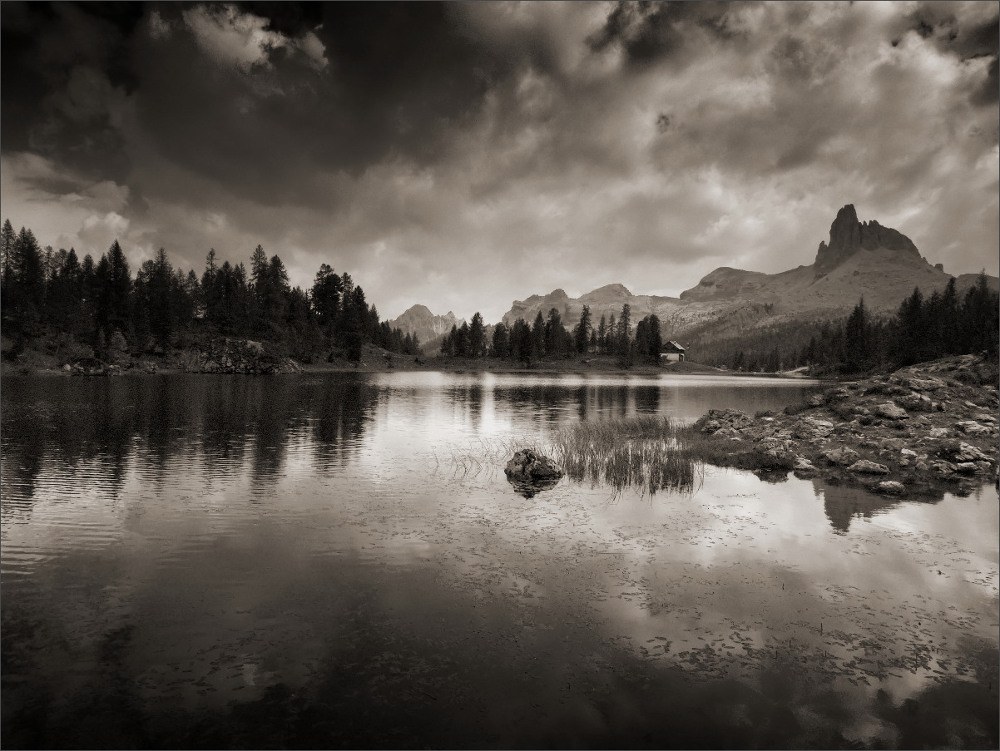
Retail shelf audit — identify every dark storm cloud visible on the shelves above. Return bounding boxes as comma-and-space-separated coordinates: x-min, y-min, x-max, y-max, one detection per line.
133, 2, 542, 206
889, 2, 1000, 104
587, 1, 752, 66
2, 2, 997, 323
3, 1, 535, 207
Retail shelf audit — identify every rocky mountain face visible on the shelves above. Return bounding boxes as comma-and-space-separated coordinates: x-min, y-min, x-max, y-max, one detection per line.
814, 203, 920, 276
499, 205, 997, 342
501, 285, 689, 331
387, 305, 463, 347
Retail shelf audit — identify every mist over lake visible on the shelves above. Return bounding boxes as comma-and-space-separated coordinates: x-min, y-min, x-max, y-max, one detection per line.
3, 372, 996, 748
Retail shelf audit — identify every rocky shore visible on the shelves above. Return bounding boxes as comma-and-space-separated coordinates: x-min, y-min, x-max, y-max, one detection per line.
691, 354, 998, 498
179, 338, 302, 375
51, 338, 302, 376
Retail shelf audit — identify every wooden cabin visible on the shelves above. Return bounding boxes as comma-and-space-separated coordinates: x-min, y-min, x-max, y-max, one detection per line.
660, 341, 686, 363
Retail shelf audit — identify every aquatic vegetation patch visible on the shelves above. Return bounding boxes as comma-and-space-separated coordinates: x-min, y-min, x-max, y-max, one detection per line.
549, 417, 702, 498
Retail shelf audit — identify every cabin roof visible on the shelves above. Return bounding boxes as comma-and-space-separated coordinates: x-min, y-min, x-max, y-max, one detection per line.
661, 341, 686, 353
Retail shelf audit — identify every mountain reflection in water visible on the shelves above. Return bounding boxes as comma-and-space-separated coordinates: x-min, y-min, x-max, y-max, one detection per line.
2, 372, 997, 749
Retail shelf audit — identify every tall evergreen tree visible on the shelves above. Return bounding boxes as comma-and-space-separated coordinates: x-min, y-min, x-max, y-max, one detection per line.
95, 239, 132, 340
441, 324, 457, 357
469, 312, 486, 358
616, 304, 632, 363
544, 308, 565, 356
844, 297, 872, 371
1, 219, 16, 296
647, 314, 662, 364
531, 311, 546, 360
574, 305, 592, 354
511, 318, 532, 364
311, 263, 342, 331
491, 322, 510, 358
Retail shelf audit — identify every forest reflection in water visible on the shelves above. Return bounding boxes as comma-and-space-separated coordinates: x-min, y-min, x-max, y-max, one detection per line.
2, 372, 997, 749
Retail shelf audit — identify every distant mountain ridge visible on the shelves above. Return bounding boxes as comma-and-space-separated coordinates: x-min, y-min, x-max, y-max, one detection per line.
387, 304, 463, 352
498, 204, 998, 342
397, 205, 996, 356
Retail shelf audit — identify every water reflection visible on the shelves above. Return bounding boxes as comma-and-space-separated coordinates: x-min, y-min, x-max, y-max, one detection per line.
2, 372, 996, 749
819, 481, 907, 534
1, 375, 380, 520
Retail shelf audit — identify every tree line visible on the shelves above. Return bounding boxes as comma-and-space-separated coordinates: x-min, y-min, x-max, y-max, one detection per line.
676, 275, 996, 375
799, 275, 998, 375
440, 303, 669, 367
0, 219, 420, 363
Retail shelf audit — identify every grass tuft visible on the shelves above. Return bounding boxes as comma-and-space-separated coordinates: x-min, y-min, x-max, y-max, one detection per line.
548, 416, 701, 498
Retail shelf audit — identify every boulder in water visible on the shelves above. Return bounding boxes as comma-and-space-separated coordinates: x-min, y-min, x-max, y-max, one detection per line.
504, 449, 564, 497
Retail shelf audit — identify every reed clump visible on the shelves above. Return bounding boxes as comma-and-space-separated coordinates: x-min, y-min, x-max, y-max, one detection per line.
549, 416, 701, 497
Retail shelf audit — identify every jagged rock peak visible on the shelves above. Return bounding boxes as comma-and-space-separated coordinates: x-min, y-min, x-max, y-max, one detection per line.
815, 204, 919, 275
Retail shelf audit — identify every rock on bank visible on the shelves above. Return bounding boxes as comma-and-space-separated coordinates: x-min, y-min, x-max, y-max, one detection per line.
691, 354, 998, 496
182, 339, 302, 374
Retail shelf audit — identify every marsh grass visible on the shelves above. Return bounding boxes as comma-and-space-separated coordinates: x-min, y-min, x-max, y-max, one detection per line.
549, 416, 702, 498
453, 415, 794, 498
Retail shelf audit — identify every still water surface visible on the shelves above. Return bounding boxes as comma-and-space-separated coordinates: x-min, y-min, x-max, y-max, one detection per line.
2, 372, 997, 748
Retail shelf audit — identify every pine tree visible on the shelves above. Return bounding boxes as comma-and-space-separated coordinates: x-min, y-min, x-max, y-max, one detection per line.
895, 287, 924, 366
531, 312, 546, 360
574, 305, 592, 354
469, 312, 486, 358
311, 264, 342, 331
96, 239, 132, 342
616, 304, 632, 365
544, 308, 565, 356
441, 324, 457, 357
634, 318, 649, 363
1, 219, 16, 297
491, 322, 510, 358
647, 314, 662, 364
844, 297, 871, 372
511, 318, 532, 364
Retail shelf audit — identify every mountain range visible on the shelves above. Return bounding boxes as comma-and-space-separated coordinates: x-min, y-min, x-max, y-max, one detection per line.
386, 304, 463, 353
393, 204, 997, 355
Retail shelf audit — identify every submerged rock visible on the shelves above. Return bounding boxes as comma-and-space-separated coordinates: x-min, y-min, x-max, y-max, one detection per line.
504, 449, 564, 498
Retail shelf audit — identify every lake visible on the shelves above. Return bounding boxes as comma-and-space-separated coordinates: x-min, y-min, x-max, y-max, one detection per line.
2, 372, 997, 749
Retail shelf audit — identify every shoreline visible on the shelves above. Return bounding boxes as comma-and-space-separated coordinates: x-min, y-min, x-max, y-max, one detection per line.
684, 353, 999, 499
0, 354, 817, 380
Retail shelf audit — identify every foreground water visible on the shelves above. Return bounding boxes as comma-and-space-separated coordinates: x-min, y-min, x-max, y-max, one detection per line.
2, 372, 997, 749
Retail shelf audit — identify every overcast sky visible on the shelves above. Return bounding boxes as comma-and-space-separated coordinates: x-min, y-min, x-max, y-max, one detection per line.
2, 2, 997, 322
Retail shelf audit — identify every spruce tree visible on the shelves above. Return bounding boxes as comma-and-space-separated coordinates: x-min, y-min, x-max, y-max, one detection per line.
96, 240, 132, 342
491, 322, 510, 358
531, 312, 545, 360
574, 305, 592, 354
647, 314, 662, 364
469, 312, 486, 358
